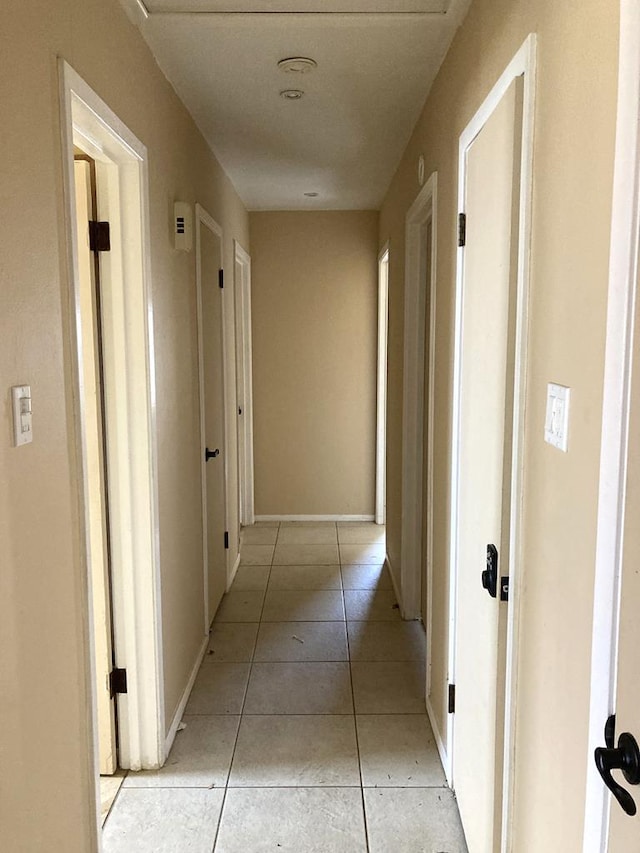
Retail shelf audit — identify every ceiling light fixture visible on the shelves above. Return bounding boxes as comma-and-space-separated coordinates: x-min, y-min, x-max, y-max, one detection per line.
280, 89, 305, 100
304, 192, 319, 197
278, 57, 317, 74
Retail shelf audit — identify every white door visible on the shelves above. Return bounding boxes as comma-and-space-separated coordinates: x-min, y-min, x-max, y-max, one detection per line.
199, 215, 227, 623
452, 77, 523, 852
74, 159, 117, 775
601, 280, 640, 848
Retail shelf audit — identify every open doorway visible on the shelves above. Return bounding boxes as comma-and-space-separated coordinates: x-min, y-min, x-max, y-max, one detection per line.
72, 152, 124, 820
400, 173, 437, 633
400, 174, 438, 745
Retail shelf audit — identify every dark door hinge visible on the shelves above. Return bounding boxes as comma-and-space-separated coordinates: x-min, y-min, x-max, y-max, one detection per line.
218, 268, 224, 289
109, 667, 127, 698
224, 531, 229, 550
448, 683, 456, 714
89, 220, 111, 252
458, 212, 466, 248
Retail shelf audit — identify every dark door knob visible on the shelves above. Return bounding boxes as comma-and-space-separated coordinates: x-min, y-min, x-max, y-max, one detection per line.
205, 447, 220, 461
482, 544, 498, 598
595, 716, 640, 816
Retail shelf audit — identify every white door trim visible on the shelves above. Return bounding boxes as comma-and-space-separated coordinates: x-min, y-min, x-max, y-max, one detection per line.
448, 34, 536, 844
59, 59, 165, 807
195, 204, 231, 625
376, 244, 389, 526
234, 240, 255, 527
583, 2, 640, 848
400, 172, 438, 625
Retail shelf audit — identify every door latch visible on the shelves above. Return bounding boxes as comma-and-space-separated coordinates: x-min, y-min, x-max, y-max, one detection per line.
482, 544, 498, 598
595, 714, 640, 816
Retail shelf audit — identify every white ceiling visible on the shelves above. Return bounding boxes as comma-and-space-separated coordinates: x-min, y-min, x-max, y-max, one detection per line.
122, 0, 470, 209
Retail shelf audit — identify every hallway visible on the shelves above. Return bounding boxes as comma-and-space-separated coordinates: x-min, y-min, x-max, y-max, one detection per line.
101, 522, 467, 851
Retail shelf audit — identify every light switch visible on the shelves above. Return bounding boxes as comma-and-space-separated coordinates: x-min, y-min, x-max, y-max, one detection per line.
544, 383, 570, 452
12, 385, 33, 446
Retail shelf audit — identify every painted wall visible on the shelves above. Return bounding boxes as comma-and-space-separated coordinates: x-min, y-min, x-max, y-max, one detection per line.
380, 0, 618, 848
0, 1, 248, 849
250, 211, 379, 517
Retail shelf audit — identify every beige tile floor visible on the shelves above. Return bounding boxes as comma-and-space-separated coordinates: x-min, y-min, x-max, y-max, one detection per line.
102, 522, 468, 852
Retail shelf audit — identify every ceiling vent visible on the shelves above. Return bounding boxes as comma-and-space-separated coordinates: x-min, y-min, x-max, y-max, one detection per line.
278, 57, 317, 74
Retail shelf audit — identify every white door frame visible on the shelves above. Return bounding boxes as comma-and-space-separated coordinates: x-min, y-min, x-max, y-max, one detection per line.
400, 173, 437, 623
234, 239, 255, 527
376, 244, 390, 526
59, 60, 165, 812
448, 35, 536, 844
583, 2, 640, 848
195, 204, 230, 628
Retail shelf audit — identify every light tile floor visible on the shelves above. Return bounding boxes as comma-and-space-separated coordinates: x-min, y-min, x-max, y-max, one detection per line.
103, 522, 468, 852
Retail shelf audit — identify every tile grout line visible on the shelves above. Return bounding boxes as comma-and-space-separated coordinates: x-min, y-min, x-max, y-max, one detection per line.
214, 525, 390, 852
210, 525, 279, 852
343, 556, 372, 853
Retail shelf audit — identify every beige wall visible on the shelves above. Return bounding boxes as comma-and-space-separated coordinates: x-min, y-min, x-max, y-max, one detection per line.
250, 211, 378, 517
0, 2, 248, 850
380, 0, 618, 848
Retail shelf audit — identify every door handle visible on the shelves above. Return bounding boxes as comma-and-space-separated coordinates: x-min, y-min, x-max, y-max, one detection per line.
482, 544, 498, 598
205, 447, 220, 461
595, 716, 640, 816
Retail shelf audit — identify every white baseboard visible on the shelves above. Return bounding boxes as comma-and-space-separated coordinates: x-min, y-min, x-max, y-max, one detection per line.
426, 694, 451, 786
226, 552, 241, 592
164, 635, 208, 760
254, 514, 376, 522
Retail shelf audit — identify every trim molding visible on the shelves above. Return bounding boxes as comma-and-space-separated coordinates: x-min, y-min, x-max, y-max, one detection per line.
59, 61, 165, 788
583, 2, 640, 848
164, 637, 208, 758
234, 240, 255, 527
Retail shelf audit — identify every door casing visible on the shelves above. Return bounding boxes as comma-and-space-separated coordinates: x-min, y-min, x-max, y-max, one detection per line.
583, 2, 640, 848
60, 60, 165, 845
234, 239, 255, 528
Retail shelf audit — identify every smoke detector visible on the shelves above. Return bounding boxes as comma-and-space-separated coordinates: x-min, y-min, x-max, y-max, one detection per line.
278, 57, 317, 74
280, 89, 305, 100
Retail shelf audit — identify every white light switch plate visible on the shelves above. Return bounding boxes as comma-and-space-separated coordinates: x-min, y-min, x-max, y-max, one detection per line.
544, 383, 570, 452
12, 385, 33, 446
